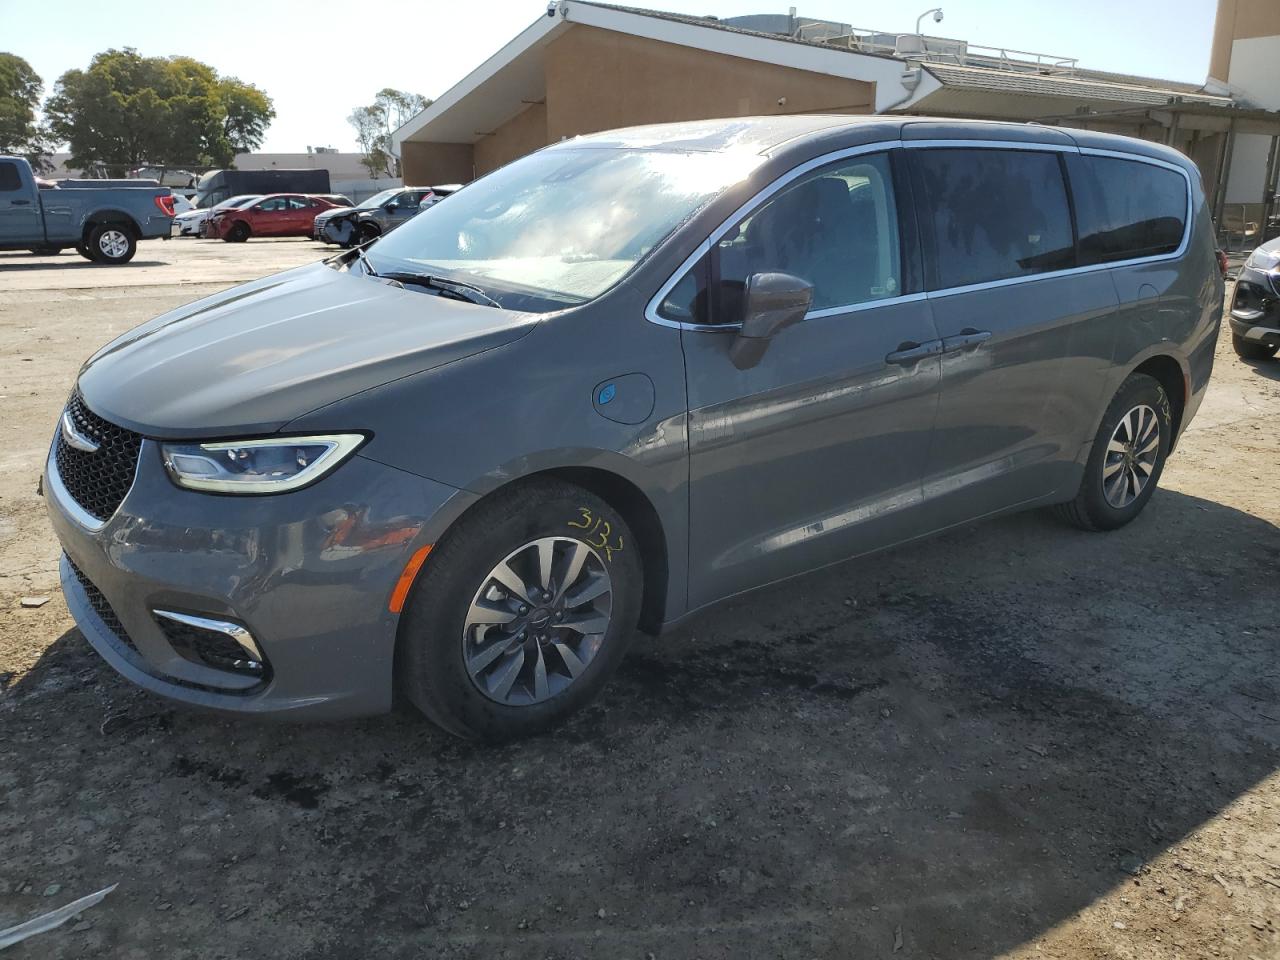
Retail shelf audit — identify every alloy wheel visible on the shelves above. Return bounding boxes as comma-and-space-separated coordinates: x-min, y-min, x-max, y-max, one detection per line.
98, 230, 129, 260
1102, 403, 1160, 508
462, 537, 612, 706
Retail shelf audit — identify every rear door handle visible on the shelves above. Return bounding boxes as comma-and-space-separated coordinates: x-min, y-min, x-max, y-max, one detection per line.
11, 199, 31, 205
885, 339, 943, 366
941, 328, 992, 353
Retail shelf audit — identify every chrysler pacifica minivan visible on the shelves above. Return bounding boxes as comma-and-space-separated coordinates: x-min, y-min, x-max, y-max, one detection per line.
45, 117, 1222, 739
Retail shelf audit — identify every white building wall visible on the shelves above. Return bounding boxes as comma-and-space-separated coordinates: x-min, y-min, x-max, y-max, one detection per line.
1225, 34, 1280, 204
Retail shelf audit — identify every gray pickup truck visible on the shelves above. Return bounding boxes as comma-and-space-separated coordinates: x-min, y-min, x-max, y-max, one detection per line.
1, 156, 174, 264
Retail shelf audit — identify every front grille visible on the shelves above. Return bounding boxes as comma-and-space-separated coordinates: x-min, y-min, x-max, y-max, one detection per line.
54, 392, 142, 523
66, 557, 139, 654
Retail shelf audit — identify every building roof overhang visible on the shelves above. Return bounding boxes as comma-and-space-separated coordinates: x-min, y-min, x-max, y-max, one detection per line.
392, 1, 935, 148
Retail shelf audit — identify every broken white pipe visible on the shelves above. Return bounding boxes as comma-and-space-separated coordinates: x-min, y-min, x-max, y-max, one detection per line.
0, 884, 118, 951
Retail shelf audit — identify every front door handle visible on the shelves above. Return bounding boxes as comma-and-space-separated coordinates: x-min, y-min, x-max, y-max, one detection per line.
942, 328, 992, 353
11, 199, 31, 205
885, 339, 943, 366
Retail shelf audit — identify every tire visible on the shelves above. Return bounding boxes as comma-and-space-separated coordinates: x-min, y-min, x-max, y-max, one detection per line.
75, 242, 98, 262
224, 221, 250, 243
87, 224, 136, 264
358, 223, 380, 244
1053, 373, 1172, 532
1232, 333, 1278, 361
397, 478, 643, 741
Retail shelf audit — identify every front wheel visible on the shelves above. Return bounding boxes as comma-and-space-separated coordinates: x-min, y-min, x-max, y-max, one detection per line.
87, 224, 136, 264
397, 479, 642, 740
1053, 373, 1172, 531
1232, 333, 1278, 361
75, 242, 98, 262
224, 221, 250, 243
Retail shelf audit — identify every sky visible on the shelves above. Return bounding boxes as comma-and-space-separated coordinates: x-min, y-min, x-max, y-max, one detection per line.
2, 0, 1219, 154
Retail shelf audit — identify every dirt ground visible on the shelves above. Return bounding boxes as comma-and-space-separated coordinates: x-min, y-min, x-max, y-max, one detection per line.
1, 238, 1278, 959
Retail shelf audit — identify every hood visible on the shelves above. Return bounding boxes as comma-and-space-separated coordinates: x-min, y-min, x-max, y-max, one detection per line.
77, 261, 539, 438
315, 206, 357, 221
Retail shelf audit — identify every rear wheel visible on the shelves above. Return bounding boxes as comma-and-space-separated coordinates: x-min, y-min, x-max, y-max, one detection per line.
75, 242, 98, 262
224, 221, 250, 243
1053, 373, 1172, 531
397, 479, 642, 740
87, 224, 136, 264
1232, 333, 1278, 361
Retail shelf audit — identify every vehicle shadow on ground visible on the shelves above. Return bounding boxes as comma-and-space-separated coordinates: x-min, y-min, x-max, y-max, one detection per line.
4, 488, 1278, 958
0, 259, 167, 271
1239, 357, 1280, 382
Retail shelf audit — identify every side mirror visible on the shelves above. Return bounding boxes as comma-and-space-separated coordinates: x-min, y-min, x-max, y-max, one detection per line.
386, 202, 399, 211
729, 271, 813, 370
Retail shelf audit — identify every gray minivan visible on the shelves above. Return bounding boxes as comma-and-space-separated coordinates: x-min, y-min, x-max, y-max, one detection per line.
45, 117, 1222, 739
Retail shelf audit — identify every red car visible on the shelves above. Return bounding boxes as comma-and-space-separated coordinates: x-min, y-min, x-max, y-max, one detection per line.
207, 194, 342, 242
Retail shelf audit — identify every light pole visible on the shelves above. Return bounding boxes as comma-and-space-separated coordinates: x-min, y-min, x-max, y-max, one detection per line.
916, 7, 944, 34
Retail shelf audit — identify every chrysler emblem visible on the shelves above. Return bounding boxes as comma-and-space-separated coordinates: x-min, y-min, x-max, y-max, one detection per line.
60, 412, 100, 453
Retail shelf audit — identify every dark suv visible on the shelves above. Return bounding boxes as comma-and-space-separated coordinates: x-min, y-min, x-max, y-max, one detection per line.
1229, 237, 1280, 361
45, 117, 1222, 739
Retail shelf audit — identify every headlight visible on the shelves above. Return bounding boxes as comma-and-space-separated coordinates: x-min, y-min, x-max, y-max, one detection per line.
1246, 247, 1280, 272
161, 434, 365, 494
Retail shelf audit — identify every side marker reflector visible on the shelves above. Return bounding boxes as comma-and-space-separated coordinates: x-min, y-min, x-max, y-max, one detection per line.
389, 544, 433, 613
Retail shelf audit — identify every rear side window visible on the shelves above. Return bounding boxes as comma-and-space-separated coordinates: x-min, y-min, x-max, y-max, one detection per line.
0, 162, 21, 191
914, 148, 1074, 289
1068, 155, 1188, 264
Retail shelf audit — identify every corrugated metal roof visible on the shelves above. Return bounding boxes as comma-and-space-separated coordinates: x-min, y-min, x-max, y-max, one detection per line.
920, 63, 1233, 108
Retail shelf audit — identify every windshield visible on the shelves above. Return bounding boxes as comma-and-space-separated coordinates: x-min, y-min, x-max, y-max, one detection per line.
366, 147, 761, 311
357, 189, 401, 210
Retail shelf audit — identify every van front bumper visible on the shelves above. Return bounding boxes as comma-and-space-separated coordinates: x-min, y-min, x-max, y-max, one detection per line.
45, 435, 474, 719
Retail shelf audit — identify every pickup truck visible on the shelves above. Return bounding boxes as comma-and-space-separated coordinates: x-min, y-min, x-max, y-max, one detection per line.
0, 156, 174, 264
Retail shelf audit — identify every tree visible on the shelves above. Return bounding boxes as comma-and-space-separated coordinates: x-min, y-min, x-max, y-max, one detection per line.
43, 49, 274, 177
348, 89, 430, 179
0, 52, 51, 171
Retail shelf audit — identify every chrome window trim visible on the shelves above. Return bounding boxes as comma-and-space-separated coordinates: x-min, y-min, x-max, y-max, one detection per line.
644, 137, 1196, 329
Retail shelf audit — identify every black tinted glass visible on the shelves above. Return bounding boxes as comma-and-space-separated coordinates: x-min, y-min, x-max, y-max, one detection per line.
915, 148, 1074, 289
1069, 155, 1187, 265
0, 162, 21, 191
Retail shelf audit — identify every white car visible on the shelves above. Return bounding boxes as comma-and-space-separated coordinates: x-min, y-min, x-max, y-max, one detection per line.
172, 194, 263, 237
170, 194, 196, 216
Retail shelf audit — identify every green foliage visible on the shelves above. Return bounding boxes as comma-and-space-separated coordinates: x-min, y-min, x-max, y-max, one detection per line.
43, 48, 275, 176
348, 89, 430, 179
0, 52, 51, 171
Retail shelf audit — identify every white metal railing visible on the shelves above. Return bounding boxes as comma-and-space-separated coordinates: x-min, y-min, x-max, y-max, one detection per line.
793, 23, 1078, 77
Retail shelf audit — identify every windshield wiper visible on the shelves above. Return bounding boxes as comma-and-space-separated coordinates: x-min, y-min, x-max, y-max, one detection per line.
378, 271, 501, 309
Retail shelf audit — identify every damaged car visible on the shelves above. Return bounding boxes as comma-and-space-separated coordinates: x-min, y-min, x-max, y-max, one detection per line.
313, 186, 445, 247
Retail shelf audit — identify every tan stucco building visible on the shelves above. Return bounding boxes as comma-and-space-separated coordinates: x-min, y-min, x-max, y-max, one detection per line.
395, 1, 1280, 240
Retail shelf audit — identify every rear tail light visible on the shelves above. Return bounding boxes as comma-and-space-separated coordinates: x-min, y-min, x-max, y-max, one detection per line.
155, 195, 176, 217
1217, 248, 1229, 277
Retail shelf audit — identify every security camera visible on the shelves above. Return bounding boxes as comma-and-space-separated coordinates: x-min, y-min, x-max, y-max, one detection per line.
933, 9, 944, 22
547, 1, 557, 16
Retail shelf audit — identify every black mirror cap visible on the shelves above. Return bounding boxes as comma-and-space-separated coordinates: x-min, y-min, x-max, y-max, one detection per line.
729, 272, 813, 370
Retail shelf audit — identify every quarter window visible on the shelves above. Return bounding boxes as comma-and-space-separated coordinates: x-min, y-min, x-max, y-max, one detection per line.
715, 152, 902, 316
1068, 155, 1187, 264
914, 148, 1074, 289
